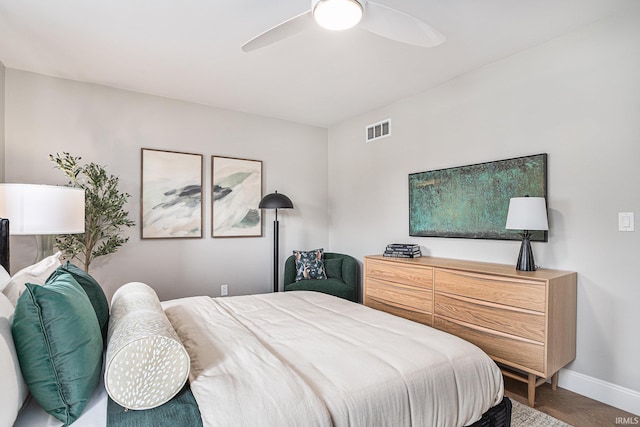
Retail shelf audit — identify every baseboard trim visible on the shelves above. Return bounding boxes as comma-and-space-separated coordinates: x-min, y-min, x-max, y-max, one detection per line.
558, 368, 640, 416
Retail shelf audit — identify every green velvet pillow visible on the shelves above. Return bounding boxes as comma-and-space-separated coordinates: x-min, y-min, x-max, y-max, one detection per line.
12, 272, 103, 425
293, 249, 327, 281
325, 258, 343, 280
52, 262, 110, 340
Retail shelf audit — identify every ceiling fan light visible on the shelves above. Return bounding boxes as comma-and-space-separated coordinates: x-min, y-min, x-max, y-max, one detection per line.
313, 0, 363, 31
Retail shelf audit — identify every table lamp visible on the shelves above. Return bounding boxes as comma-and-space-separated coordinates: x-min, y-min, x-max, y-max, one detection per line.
0, 184, 85, 269
505, 196, 548, 271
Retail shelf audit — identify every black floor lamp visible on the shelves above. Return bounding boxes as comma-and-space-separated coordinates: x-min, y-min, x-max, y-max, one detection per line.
259, 191, 294, 292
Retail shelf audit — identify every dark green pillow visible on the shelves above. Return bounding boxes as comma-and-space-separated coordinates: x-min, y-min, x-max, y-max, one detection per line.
51, 262, 109, 340
12, 272, 103, 425
325, 258, 343, 280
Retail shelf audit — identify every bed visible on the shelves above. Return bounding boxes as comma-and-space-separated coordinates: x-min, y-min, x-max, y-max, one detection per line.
5, 276, 510, 427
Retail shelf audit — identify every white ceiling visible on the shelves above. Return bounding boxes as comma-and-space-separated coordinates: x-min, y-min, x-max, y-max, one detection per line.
0, 0, 636, 127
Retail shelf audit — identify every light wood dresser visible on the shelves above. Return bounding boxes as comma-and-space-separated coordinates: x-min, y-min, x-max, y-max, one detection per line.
363, 255, 577, 407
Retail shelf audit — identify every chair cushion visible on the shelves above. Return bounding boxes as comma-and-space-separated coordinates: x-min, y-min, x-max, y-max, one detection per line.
12, 271, 103, 425
293, 249, 327, 281
324, 258, 343, 280
285, 278, 356, 302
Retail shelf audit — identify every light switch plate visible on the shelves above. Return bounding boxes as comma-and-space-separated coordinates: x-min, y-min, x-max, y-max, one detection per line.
618, 212, 634, 232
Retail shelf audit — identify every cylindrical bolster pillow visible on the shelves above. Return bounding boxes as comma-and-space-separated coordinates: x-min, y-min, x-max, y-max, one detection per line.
105, 282, 190, 410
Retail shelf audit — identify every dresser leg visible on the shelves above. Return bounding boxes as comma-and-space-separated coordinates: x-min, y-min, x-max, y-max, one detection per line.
551, 372, 559, 391
527, 374, 536, 407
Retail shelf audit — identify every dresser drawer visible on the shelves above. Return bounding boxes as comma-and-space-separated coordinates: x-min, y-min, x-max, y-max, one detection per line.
435, 269, 545, 312
434, 317, 545, 374
366, 277, 432, 312
434, 293, 545, 342
366, 259, 433, 289
366, 298, 432, 326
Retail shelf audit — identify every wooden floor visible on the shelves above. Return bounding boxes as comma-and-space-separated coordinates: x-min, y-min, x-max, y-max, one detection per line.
504, 376, 638, 426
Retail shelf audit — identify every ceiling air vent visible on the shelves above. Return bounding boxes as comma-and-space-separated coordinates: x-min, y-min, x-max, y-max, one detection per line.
366, 119, 391, 142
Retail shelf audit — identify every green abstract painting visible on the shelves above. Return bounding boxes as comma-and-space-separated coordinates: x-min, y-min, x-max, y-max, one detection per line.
409, 154, 547, 241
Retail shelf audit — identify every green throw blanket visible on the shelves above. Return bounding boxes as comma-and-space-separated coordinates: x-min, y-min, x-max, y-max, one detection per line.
107, 384, 203, 427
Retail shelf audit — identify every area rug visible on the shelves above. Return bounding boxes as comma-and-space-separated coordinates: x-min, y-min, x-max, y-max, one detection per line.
511, 399, 573, 427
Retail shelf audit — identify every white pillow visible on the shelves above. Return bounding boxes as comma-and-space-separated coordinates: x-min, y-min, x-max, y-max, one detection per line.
2, 252, 62, 306
105, 282, 190, 410
0, 292, 29, 427
0, 265, 11, 293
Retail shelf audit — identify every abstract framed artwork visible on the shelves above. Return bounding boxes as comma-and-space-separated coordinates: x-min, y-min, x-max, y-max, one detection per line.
409, 153, 547, 241
211, 156, 263, 238
141, 148, 203, 239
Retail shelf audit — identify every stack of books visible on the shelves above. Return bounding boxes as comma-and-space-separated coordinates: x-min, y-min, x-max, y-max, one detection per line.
383, 243, 421, 258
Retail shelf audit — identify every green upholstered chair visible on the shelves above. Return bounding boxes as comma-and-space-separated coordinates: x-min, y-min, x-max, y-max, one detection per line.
283, 252, 359, 302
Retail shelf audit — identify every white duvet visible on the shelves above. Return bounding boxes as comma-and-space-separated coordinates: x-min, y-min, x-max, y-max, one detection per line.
163, 291, 503, 427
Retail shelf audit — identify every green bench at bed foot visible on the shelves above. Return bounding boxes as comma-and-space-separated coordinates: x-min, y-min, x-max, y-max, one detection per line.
283, 252, 359, 303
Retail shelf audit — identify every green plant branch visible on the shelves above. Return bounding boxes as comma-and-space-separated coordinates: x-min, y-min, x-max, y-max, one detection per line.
50, 152, 135, 271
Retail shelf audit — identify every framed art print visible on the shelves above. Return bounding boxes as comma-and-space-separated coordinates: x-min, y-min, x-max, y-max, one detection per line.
409, 153, 547, 241
141, 148, 203, 239
212, 156, 262, 238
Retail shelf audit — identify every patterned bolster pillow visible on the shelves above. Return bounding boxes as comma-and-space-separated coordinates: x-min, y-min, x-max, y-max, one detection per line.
105, 282, 190, 410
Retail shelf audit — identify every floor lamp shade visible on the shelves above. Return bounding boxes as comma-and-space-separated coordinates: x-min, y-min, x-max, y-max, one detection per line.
258, 192, 294, 210
259, 191, 293, 293
505, 196, 548, 271
0, 184, 85, 264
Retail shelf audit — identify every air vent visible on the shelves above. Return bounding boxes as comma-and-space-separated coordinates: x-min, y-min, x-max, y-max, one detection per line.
366, 119, 391, 142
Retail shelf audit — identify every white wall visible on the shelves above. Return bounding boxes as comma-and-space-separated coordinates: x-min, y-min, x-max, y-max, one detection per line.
4, 70, 329, 301
328, 8, 640, 412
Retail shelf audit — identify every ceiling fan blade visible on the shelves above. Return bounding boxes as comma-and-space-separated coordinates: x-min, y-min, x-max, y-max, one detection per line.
360, 1, 445, 48
242, 10, 313, 52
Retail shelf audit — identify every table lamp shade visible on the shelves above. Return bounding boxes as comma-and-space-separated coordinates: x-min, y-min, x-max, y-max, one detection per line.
0, 184, 85, 235
505, 197, 548, 231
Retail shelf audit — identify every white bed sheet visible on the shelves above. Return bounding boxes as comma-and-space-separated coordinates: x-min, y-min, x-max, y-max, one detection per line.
13, 291, 504, 427
163, 291, 504, 427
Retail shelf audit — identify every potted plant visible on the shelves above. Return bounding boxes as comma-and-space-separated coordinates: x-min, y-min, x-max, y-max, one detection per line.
50, 152, 135, 272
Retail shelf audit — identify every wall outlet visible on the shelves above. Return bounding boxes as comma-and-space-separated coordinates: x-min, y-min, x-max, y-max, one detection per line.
221, 284, 228, 296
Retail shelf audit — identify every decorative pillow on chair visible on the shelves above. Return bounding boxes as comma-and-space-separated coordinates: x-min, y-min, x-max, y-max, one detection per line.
12, 271, 103, 425
293, 249, 327, 281
2, 251, 62, 306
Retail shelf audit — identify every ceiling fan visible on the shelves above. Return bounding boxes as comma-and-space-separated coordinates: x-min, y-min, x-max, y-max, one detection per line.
241, 0, 445, 52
